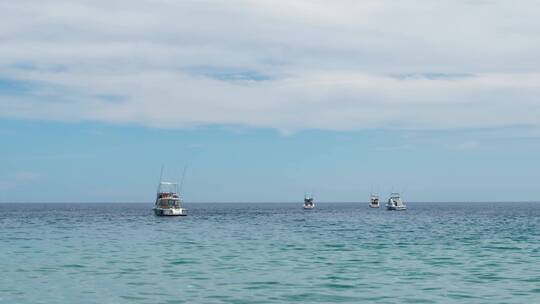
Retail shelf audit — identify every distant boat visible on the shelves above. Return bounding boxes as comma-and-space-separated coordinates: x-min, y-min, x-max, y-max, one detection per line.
153, 181, 187, 216
153, 166, 188, 216
386, 193, 406, 211
369, 194, 380, 208
303, 193, 315, 209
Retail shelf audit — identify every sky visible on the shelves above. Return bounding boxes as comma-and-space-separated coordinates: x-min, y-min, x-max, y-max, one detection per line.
1, 0, 540, 202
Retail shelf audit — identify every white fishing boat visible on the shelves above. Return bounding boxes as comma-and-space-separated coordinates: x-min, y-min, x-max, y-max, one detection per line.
153, 167, 188, 216
153, 181, 187, 216
386, 192, 406, 211
303, 193, 315, 209
369, 194, 380, 208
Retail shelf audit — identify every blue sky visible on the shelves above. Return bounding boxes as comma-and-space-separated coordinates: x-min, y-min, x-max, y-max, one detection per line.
1, 119, 539, 202
1, 1, 540, 202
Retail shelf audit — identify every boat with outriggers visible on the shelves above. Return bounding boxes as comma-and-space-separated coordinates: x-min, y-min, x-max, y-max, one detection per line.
369, 194, 380, 208
386, 192, 406, 211
303, 193, 315, 209
153, 181, 187, 216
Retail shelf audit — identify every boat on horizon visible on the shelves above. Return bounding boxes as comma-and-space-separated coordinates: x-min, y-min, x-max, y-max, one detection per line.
303, 193, 315, 209
386, 192, 406, 211
369, 194, 380, 208
153, 181, 187, 216
153, 166, 188, 216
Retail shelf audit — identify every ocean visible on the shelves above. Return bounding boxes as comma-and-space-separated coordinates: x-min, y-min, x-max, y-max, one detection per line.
0, 202, 539, 303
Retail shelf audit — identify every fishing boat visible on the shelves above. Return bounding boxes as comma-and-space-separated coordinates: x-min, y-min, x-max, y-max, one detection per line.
386, 192, 406, 211
303, 193, 315, 209
369, 194, 380, 208
153, 167, 188, 216
153, 181, 187, 216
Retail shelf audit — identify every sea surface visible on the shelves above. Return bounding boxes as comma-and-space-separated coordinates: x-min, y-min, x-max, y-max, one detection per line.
0, 202, 539, 304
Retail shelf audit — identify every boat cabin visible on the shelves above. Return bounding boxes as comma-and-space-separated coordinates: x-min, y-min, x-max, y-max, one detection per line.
156, 182, 183, 209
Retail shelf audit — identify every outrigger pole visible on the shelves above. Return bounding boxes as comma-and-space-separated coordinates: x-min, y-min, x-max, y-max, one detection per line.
179, 165, 188, 194
158, 165, 164, 194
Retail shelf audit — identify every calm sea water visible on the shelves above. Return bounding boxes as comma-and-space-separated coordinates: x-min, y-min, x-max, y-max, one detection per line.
1, 202, 539, 303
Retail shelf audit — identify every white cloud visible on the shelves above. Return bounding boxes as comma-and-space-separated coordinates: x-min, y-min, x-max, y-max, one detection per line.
1, 0, 539, 132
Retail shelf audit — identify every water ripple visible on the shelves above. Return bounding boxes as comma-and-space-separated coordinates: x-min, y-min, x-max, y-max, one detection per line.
0, 202, 539, 303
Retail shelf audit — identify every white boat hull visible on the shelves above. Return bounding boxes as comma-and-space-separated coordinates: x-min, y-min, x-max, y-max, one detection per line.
370, 204, 380, 208
303, 205, 315, 209
386, 205, 406, 211
153, 207, 187, 216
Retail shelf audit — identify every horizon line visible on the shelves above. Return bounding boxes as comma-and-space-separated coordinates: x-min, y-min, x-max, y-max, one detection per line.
1, 201, 539, 204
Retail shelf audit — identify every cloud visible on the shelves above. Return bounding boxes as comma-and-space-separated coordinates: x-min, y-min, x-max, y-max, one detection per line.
0, 0, 539, 132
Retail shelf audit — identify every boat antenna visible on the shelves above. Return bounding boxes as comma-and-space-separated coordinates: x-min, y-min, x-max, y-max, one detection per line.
179, 165, 188, 194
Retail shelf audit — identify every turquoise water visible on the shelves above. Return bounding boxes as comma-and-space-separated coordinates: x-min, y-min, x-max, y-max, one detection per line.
1, 202, 539, 303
